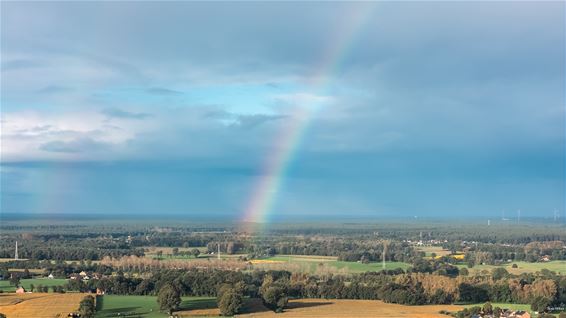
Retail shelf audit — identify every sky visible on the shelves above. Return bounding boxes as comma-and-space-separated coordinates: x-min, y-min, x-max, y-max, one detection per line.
1, 1, 565, 220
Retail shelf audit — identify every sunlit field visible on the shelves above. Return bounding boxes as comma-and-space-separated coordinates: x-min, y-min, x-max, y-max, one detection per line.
456, 261, 566, 275
0, 293, 85, 318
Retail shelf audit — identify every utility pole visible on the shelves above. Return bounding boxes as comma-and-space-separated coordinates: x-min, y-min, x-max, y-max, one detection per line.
382, 240, 389, 270
217, 243, 221, 260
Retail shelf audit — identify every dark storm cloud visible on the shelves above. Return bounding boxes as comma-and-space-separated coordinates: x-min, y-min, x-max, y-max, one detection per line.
0, 1, 563, 217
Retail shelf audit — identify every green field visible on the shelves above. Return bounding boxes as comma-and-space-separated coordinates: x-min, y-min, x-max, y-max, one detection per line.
260, 255, 410, 273
457, 260, 566, 275
0, 278, 68, 292
95, 295, 220, 318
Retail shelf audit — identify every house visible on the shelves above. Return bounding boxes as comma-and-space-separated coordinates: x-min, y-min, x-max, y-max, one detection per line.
96, 288, 105, 295
540, 255, 551, 262
48, 273, 54, 279
501, 310, 531, 318
15, 287, 26, 294
79, 271, 87, 277
513, 311, 530, 318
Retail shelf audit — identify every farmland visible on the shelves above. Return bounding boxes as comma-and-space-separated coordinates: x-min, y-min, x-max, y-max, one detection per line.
0, 278, 67, 292
92, 296, 483, 318
95, 295, 220, 317
456, 260, 566, 275
417, 246, 452, 257
237, 299, 464, 318
252, 255, 410, 273
0, 292, 85, 318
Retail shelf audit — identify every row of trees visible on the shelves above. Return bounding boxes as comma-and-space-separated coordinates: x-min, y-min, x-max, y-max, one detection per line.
62, 268, 565, 308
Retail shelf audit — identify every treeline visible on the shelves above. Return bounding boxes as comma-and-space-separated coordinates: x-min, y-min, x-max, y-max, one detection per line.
460, 241, 566, 264
205, 237, 419, 264
62, 268, 566, 308
0, 238, 144, 261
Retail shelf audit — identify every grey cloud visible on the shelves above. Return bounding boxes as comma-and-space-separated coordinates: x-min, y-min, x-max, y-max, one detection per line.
1, 59, 45, 71
37, 85, 73, 94
233, 114, 286, 129
39, 137, 108, 153
102, 108, 151, 120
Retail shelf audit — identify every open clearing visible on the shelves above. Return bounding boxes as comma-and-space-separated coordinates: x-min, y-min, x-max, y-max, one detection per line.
237, 299, 463, 318
0, 292, 85, 318
0, 278, 68, 292
457, 260, 566, 275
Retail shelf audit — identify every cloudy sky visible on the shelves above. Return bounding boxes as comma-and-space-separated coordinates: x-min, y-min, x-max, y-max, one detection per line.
1, 2, 564, 219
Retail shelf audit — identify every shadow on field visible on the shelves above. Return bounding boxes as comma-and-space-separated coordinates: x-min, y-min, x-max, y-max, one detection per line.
179, 298, 217, 311
238, 298, 331, 314
98, 306, 146, 316
286, 301, 332, 309
238, 298, 270, 314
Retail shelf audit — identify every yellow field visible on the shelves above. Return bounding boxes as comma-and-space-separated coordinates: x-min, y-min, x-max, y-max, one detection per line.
0, 293, 86, 318
237, 299, 463, 318
0, 258, 27, 263
275, 255, 338, 262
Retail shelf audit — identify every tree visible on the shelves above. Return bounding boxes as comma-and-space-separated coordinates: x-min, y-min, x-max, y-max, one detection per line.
9, 275, 20, 287
156, 250, 163, 259
262, 286, 288, 313
459, 268, 469, 276
172, 248, 179, 256
78, 295, 95, 318
157, 283, 181, 315
260, 275, 289, 313
191, 249, 200, 258
217, 283, 244, 316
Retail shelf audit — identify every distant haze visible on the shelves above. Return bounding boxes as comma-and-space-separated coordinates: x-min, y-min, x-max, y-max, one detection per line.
1, 2, 564, 218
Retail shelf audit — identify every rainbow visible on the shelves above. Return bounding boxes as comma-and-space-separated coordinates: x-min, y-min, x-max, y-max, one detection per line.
241, 3, 378, 230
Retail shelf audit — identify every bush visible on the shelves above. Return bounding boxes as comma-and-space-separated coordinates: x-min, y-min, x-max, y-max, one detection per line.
78, 295, 95, 318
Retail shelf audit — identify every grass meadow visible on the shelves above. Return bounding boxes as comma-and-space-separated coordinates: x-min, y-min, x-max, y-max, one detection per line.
0, 278, 67, 292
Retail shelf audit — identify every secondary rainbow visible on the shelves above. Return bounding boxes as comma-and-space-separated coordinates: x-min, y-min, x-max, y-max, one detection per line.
241, 4, 378, 230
